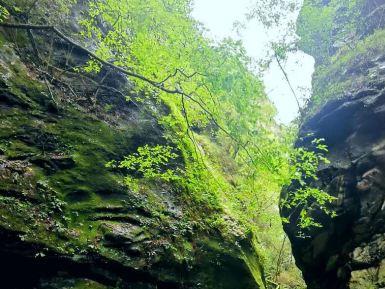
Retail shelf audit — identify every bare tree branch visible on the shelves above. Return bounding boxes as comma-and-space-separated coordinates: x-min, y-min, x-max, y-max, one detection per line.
274, 53, 303, 116
0, 22, 274, 171
0, 22, 181, 94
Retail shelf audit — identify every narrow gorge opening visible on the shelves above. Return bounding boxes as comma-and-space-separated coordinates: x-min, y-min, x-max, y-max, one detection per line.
1, 0, 385, 289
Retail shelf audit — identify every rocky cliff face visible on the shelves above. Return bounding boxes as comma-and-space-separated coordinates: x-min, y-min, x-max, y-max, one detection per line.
0, 4, 263, 289
282, 0, 385, 288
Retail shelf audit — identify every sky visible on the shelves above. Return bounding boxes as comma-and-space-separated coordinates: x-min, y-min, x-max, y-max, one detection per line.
192, 0, 314, 124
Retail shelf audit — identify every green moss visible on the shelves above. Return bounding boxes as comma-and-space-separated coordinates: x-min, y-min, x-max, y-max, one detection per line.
0, 30, 266, 288
298, 0, 362, 63
71, 279, 108, 289
299, 0, 385, 116
242, 237, 266, 289
42, 113, 133, 205
4, 139, 40, 158
0, 31, 6, 47
303, 27, 385, 116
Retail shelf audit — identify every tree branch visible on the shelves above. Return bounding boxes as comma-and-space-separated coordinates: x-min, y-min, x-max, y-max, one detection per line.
0, 23, 180, 94
274, 53, 303, 116
0, 22, 273, 171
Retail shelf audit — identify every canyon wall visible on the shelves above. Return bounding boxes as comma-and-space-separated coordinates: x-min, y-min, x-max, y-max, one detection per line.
0, 2, 264, 288
282, 0, 385, 288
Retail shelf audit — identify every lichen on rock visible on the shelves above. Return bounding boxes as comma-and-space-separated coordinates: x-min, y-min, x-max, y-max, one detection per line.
282, 0, 385, 288
0, 3, 265, 289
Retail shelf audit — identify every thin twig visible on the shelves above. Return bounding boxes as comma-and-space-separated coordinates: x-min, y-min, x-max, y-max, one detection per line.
274, 53, 303, 116
0, 23, 181, 93
1, 22, 273, 171
181, 95, 201, 160
274, 235, 287, 282
43, 76, 58, 107
93, 69, 111, 105
26, 29, 41, 62
26, 0, 39, 16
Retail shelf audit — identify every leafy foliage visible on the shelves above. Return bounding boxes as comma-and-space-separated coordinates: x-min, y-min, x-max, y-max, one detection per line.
3, 0, 76, 24
77, 0, 334, 284
297, 0, 362, 63
282, 139, 336, 236
297, 0, 385, 116
0, 5, 9, 23
106, 145, 182, 189
2, 0, 338, 287
78, 0, 274, 142
247, 0, 301, 36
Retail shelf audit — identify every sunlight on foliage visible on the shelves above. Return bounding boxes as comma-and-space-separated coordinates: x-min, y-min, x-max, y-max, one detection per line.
282, 138, 336, 237
4, 0, 337, 287
298, 0, 362, 63
0, 5, 9, 23
106, 145, 182, 190
76, 0, 334, 284
3, 0, 76, 24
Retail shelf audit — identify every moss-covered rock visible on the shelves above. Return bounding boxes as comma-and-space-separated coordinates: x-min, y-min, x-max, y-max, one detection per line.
283, 1, 385, 288
0, 14, 263, 289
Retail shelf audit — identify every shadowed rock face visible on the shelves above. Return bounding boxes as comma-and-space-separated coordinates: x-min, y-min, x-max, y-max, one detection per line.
282, 1, 385, 288
0, 6, 262, 289
283, 77, 385, 289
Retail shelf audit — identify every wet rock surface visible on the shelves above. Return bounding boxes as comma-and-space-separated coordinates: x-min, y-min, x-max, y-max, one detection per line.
283, 76, 385, 288
0, 17, 261, 289
282, 1, 385, 288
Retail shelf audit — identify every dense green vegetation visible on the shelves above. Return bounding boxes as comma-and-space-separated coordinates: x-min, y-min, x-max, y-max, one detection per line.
297, 0, 362, 64
307, 28, 385, 113
297, 0, 385, 114
0, 0, 341, 288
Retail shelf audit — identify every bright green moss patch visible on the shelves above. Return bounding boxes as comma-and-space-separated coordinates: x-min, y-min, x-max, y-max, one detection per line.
297, 0, 362, 64
304, 28, 385, 115
299, 0, 385, 116
0, 2, 292, 284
